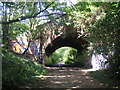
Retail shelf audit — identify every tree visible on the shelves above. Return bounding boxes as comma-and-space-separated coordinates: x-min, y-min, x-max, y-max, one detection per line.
1, 1, 67, 51
87, 2, 120, 78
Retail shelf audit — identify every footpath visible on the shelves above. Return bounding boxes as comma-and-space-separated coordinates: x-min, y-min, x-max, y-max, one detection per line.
22, 67, 108, 89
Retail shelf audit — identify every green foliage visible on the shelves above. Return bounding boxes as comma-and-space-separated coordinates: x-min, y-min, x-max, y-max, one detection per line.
74, 2, 90, 12
46, 47, 89, 66
45, 47, 68, 64
87, 2, 120, 78
2, 1, 120, 86
45, 47, 78, 64
63, 47, 77, 64
2, 49, 47, 87
9, 22, 29, 39
90, 70, 120, 88
45, 54, 59, 65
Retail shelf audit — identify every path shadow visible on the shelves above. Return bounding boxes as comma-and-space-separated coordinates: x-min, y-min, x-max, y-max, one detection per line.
23, 67, 108, 88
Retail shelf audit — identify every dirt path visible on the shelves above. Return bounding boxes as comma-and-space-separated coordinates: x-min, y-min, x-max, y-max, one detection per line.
23, 67, 108, 89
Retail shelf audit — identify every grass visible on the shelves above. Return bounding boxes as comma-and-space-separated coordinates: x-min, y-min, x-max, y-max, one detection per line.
90, 69, 120, 88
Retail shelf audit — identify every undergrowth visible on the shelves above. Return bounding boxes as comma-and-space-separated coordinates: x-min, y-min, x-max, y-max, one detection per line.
2, 49, 47, 88
90, 69, 120, 88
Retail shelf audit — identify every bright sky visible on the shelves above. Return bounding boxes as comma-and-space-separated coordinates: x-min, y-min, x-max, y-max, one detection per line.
59, 0, 78, 6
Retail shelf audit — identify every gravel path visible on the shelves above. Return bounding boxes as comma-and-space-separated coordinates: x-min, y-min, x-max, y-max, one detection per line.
23, 67, 108, 89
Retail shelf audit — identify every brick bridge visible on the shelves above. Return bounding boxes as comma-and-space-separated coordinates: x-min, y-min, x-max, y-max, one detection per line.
36, 21, 89, 56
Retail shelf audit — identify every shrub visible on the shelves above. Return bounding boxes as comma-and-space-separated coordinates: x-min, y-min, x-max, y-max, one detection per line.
2, 49, 47, 87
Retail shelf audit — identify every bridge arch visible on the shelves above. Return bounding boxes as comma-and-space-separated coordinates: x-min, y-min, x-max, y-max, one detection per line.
45, 36, 88, 56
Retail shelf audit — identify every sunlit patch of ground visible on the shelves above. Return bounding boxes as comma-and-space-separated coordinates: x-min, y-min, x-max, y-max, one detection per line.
21, 67, 109, 88
81, 68, 99, 72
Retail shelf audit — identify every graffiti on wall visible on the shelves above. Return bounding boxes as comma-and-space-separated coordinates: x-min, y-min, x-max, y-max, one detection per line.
10, 40, 27, 54
91, 52, 109, 70
9, 33, 40, 59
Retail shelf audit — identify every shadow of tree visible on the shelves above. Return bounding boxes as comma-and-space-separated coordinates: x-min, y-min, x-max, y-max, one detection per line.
22, 67, 108, 88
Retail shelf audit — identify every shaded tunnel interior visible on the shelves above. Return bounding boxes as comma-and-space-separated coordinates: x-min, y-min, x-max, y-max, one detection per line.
45, 36, 88, 56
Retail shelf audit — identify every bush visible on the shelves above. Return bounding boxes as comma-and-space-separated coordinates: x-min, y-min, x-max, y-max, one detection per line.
90, 69, 120, 88
2, 49, 47, 88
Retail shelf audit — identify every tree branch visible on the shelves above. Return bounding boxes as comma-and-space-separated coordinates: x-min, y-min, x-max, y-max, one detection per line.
0, 1, 54, 24
38, 13, 65, 17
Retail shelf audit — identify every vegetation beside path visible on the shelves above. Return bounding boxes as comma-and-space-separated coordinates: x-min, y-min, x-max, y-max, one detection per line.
2, 49, 47, 88
90, 69, 120, 88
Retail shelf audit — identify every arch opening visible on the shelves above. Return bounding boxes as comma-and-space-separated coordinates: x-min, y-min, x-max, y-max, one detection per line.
45, 47, 78, 65
44, 36, 89, 67
45, 36, 88, 56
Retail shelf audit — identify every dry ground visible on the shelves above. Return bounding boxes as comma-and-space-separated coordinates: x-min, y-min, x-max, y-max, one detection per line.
22, 67, 109, 89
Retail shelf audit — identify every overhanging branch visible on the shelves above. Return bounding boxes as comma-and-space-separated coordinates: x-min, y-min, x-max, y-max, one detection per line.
0, 1, 54, 24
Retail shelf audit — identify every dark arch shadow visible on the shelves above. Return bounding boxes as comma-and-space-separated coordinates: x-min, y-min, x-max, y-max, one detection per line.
45, 36, 88, 56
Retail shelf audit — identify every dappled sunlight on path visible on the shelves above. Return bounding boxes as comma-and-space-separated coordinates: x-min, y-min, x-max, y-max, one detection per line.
22, 67, 108, 89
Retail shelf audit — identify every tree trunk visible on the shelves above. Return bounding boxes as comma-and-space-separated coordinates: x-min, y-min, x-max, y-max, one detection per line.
2, 3, 9, 49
